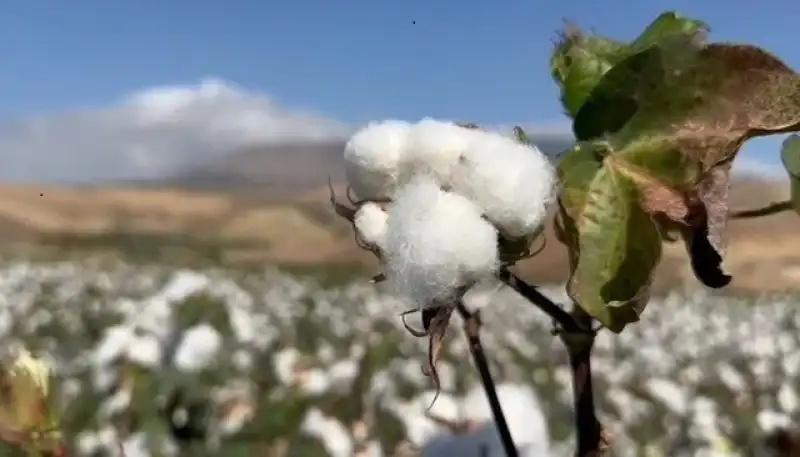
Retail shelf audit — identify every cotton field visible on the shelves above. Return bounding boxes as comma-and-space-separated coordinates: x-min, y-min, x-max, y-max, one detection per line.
0, 258, 797, 457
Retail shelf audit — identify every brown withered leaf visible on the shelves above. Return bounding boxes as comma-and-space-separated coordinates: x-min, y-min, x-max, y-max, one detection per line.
328, 177, 356, 222
676, 159, 734, 289
399, 306, 454, 410
421, 307, 453, 410
328, 177, 390, 257
696, 159, 733, 257
681, 220, 732, 289
607, 43, 800, 169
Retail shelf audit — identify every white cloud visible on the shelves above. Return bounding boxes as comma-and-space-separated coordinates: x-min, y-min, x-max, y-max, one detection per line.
0, 78, 352, 183
0, 77, 787, 184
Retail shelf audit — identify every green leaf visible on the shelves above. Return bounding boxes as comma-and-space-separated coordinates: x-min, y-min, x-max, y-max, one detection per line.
604, 44, 800, 169
557, 144, 663, 333
551, 11, 707, 121
573, 31, 706, 141
556, 42, 622, 119
563, 35, 800, 294
781, 134, 800, 215
550, 26, 626, 119
628, 11, 708, 51
574, 41, 800, 222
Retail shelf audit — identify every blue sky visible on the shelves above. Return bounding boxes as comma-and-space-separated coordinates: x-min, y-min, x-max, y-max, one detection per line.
0, 0, 796, 181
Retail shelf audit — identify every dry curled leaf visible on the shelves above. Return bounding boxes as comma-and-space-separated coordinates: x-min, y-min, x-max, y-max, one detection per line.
328, 177, 391, 258
328, 177, 356, 223
682, 159, 733, 288
399, 306, 454, 410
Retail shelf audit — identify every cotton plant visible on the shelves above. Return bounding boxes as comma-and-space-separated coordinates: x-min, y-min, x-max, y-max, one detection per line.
334, 10, 800, 457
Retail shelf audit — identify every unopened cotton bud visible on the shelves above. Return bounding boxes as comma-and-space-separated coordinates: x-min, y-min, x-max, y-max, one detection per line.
344, 120, 413, 200
383, 175, 499, 307
354, 202, 389, 249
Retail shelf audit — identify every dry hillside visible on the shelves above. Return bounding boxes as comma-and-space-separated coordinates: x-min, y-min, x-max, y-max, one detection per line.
0, 176, 798, 294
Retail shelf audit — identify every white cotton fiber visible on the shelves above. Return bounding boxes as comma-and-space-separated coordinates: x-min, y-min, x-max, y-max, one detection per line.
354, 202, 389, 249
173, 323, 222, 373
383, 175, 499, 307
461, 383, 550, 455
450, 131, 556, 237
344, 120, 413, 200
404, 118, 480, 186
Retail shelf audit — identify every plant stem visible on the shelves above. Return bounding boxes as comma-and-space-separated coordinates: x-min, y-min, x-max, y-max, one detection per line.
730, 199, 793, 219
499, 270, 579, 332
565, 309, 605, 457
499, 270, 609, 456
457, 303, 519, 457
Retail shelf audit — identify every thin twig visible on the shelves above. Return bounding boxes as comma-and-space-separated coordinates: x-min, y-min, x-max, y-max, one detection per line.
456, 303, 519, 457
730, 200, 793, 219
497, 269, 586, 333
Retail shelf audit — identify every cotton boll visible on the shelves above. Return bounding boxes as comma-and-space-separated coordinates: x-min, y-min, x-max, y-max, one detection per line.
354, 202, 389, 249
173, 323, 223, 373
344, 120, 413, 199
404, 118, 479, 186
451, 132, 556, 237
383, 175, 499, 307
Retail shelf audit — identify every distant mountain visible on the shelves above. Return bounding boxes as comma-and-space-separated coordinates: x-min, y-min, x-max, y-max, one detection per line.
123, 132, 576, 194
165, 139, 349, 193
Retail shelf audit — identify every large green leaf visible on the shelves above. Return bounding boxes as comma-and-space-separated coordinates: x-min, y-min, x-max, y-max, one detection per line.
569, 37, 800, 289
781, 134, 800, 215
558, 143, 663, 333
555, 11, 800, 326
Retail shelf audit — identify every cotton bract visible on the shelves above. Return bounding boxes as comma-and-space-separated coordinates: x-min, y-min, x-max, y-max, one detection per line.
382, 176, 499, 307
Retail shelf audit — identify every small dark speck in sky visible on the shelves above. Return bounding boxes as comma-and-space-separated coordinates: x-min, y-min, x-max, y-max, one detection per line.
412, 20, 416, 25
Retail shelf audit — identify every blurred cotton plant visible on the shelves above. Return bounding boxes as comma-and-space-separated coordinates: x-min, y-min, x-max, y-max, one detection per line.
332, 9, 800, 457
5, 257, 800, 455
0, 348, 68, 457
